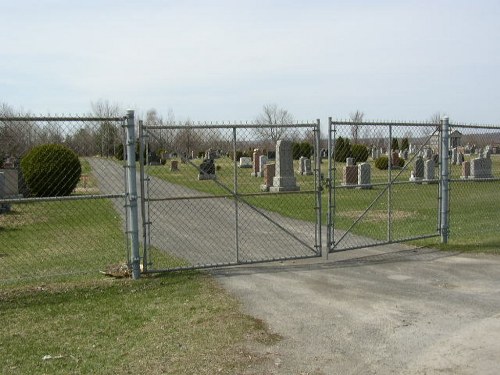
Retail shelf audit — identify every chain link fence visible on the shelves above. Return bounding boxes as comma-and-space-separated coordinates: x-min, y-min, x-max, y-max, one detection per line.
1, 113, 498, 283
447, 123, 500, 251
0, 116, 129, 283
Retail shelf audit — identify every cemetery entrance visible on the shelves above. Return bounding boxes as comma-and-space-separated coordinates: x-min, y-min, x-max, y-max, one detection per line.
139, 121, 322, 272
327, 119, 443, 253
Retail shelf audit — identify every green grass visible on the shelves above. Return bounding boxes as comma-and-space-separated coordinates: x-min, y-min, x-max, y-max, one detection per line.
0, 199, 125, 282
0, 157, 280, 374
0, 275, 280, 375
146, 155, 500, 253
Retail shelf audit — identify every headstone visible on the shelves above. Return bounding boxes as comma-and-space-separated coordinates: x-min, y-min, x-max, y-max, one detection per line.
391, 152, 399, 167
239, 157, 252, 168
424, 148, 432, 160
0, 169, 19, 197
461, 161, 470, 179
470, 157, 493, 179
423, 159, 436, 182
301, 157, 313, 176
170, 160, 179, 172
432, 153, 440, 164
451, 148, 458, 165
260, 163, 276, 192
342, 165, 357, 186
297, 156, 313, 176
251, 148, 263, 177
198, 159, 216, 180
0, 172, 8, 214
346, 157, 355, 166
403, 150, 409, 160
191, 151, 195, 159
257, 155, 268, 177
413, 157, 424, 180
269, 140, 300, 192
205, 148, 217, 160
371, 147, 379, 160
457, 152, 465, 165
357, 163, 371, 189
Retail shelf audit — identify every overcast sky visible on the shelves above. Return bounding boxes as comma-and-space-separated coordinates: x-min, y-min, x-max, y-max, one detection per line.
1, 0, 499, 130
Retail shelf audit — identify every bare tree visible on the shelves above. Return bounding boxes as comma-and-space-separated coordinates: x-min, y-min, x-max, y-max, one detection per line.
255, 104, 294, 142
349, 110, 364, 144
90, 99, 122, 157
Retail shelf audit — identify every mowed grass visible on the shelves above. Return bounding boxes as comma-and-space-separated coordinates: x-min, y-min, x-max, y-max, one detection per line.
0, 275, 279, 374
147, 155, 500, 253
0, 159, 280, 374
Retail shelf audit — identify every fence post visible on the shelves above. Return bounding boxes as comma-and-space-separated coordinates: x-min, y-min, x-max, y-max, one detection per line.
440, 116, 450, 243
315, 119, 322, 258
125, 110, 141, 279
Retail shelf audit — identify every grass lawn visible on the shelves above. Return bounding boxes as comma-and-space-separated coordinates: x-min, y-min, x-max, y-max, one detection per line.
0, 274, 279, 374
0, 158, 280, 374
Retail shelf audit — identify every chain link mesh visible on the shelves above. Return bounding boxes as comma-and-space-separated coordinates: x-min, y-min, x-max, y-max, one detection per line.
0, 116, 128, 282
141, 123, 321, 271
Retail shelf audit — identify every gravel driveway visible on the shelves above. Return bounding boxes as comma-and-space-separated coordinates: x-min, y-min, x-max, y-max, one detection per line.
214, 246, 500, 374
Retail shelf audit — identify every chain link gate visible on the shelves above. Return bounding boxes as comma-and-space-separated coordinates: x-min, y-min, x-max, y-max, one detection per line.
138, 121, 322, 272
326, 118, 444, 253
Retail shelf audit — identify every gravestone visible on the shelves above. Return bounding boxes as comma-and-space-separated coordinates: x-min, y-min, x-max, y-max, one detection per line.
257, 155, 268, 177
423, 159, 436, 183
269, 140, 299, 192
391, 152, 399, 167
297, 156, 313, 175
470, 157, 493, 179
451, 148, 458, 165
260, 163, 276, 192
302, 158, 313, 176
198, 159, 216, 180
423, 148, 432, 160
461, 161, 470, 179
457, 152, 464, 165
371, 147, 379, 160
170, 160, 179, 172
0, 169, 19, 197
0, 172, 8, 213
357, 163, 372, 189
413, 157, 424, 180
343, 158, 357, 186
239, 157, 252, 168
251, 148, 263, 177
402, 149, 409, 160
205, 148, 217, 160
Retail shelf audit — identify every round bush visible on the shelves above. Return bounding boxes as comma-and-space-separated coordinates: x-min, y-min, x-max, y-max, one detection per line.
21, 144, 82, 197
375, 156, 389, 170
351, 144, 369, 163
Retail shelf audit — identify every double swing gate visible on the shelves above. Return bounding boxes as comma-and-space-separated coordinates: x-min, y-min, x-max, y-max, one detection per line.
138, 121, 323, 272
135, 117, 451, 274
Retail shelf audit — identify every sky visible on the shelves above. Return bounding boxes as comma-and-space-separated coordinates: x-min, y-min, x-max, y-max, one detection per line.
1, 0, 500, 132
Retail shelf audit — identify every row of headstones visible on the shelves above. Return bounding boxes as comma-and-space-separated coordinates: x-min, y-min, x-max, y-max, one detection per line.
342, 158, 372, 188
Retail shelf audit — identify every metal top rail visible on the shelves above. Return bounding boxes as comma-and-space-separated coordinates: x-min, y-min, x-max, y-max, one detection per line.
0, 116, 125, 122
144, 121, 319, 130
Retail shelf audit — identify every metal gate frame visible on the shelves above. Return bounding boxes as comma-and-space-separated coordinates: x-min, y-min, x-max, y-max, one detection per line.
138, 120, 323, 272
326, 117, 449, 253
